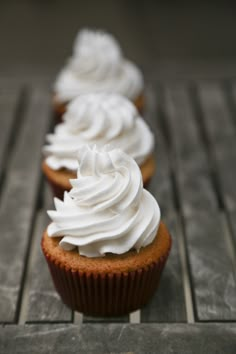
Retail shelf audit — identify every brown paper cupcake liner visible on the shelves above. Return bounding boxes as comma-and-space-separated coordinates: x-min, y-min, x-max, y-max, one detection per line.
43, 246, 170, 317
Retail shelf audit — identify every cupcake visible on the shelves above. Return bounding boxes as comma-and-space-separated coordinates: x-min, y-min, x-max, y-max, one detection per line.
41, 145, 171, 316
53, 29, 144, 120
43, 93, 155, 199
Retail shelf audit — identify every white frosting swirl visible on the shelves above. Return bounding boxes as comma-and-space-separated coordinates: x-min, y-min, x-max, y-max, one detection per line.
47, 145, 160, 257
54, 29, 143, 102
43, 93, 154, 170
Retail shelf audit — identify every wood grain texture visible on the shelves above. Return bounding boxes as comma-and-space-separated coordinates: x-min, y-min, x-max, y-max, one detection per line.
197, 82, 236, 211
0, 89, 20, 182
175, 170, 218, 216
83, 315, 128, 323
184, 211, 236, 320
0, 86, 51, 322
144, 84, 175, 214
213, 151, 236, 211
141, 213, 186, 322
1, 323, 236, 354
228, 209, 236, 255
161, 84, 218, 215
162, 84, 208, 172
1, 77, 236, 350
197, 82, 236, 145
25, 211, 72, 323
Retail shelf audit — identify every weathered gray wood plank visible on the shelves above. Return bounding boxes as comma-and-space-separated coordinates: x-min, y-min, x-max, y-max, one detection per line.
25, 211, 72, 323
197, 82, 236, 211
141, 212, 186, 322
184, 211, 236, 320
148, 167, 175, 217
1, 323, 236, 354
197, 82, 236, 145
231, 81, 236, 121
144, 84, 175, 214
0, 90, 21, 182
144, 84, 170, 173
175, 169, 218, 216
0, 86, 51, 322
83, 315, 129, 323
228, 209, 236, 257
162, 84, 218, 215
213, 151, 236, 211
162, 84, 208, 172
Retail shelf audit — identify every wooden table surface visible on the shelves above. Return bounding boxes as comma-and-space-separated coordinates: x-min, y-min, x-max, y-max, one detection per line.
0, 78, 236, 353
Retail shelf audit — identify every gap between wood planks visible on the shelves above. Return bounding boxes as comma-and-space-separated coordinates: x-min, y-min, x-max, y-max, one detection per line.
222, 212, 236, 283
176, 214, 195, 323
18, 201, 45, 325
0, 87, 26, 201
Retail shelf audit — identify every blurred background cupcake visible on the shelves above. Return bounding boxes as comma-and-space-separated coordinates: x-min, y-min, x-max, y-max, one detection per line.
53, 29, 144, 120
43, 93, 155, 199
42, 145, 171, 316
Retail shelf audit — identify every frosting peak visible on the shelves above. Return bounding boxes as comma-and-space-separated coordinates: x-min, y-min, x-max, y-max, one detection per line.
47, 146, 160, 257
54, 29, 143, 101
71, 30, 122, 79
43, 93, 154, 171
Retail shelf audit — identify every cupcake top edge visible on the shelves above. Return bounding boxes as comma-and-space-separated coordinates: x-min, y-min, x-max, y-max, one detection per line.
43, 92, 154, 171
53, 28, 144, 101
47, 145, 160, 258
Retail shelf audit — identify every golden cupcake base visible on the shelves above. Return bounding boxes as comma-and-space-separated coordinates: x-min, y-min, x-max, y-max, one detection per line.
41, 222, 171, 316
